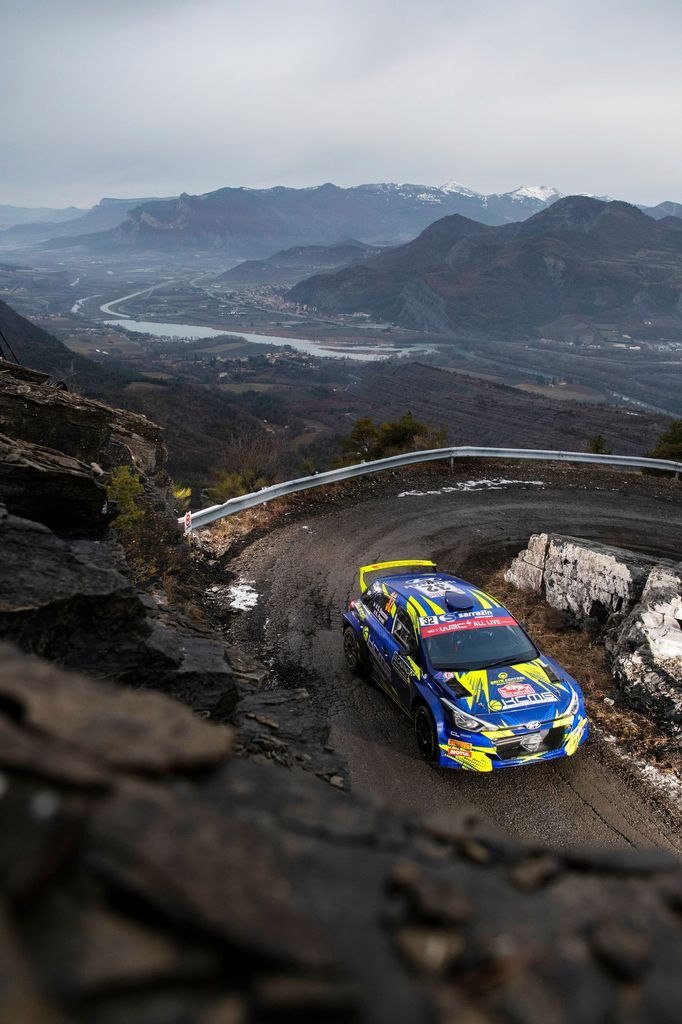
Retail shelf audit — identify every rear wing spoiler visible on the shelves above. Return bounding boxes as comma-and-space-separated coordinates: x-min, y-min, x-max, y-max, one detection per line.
359, 560, 436, 594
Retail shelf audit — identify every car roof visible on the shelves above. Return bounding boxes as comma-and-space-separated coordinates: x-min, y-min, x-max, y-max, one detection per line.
375, 571, 511, 618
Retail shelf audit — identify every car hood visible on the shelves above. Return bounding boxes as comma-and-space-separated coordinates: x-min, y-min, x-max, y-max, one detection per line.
436, 658, 575, 720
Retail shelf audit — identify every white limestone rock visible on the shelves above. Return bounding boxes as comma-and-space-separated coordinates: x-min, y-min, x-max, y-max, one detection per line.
608, 566, 682, 731
505, 534, 654, 623
506, 534, 682, 732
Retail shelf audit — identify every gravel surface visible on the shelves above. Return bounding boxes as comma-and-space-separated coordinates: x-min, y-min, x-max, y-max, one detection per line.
219, 463, 682, 854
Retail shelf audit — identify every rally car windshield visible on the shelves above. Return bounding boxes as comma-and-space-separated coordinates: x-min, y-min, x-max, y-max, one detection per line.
422, 621, 537, 672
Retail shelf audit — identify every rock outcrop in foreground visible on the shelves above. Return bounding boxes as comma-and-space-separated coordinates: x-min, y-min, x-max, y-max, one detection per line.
2, 359, 682, 1021
3, 641, 682, 1024
506, 534, 682, 731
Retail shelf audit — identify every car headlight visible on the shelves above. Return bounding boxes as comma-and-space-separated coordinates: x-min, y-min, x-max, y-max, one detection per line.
567, 687, 579, 716
441, 698, 487, 732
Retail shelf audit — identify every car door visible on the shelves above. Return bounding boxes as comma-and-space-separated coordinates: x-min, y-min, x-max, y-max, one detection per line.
361, 591, 395, 690
389, 604, 419, 710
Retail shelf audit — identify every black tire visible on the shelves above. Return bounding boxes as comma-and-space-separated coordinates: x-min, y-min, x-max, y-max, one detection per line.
346, 622, 372, 679
343, 626, 366, 676
414, 705, 439, 763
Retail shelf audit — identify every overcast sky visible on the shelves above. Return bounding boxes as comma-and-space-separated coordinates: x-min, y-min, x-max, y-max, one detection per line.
2, 0, 680, 208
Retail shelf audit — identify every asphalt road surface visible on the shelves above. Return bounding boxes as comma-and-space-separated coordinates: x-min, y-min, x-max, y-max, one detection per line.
224, 469, 682, 854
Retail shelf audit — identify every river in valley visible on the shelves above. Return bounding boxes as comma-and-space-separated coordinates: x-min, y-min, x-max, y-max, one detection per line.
97, 292, 432, 362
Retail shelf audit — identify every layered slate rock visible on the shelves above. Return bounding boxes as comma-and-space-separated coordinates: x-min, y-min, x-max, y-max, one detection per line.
0, 506, 238, 715
0, 359, 166, 484
0, 644, 233, 774
0, 431, 111, 537
506, 533, 682, 731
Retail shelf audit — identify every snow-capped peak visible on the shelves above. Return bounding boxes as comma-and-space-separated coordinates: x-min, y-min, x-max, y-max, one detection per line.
508, 185, 562, 203
440, 179, 481, 197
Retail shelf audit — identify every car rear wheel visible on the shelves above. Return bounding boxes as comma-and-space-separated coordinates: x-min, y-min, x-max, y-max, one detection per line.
343, 626, 366, 677
414, 705, 438, 763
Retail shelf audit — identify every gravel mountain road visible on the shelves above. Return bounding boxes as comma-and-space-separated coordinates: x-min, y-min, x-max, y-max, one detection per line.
222, 467, 682, 853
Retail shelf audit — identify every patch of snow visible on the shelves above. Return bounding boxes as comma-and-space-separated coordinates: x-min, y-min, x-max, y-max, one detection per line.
599, 729, 682, 811
636, 762, 682, 809
226, 580, 259, 611
398, 478, 545, 497
440, 179, 481, 198
415, 192, 443, 203
507, 185, 562, 203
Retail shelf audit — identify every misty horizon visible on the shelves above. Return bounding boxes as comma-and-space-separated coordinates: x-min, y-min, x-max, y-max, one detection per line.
2, 0, 681, 209
1, 178, 675, 215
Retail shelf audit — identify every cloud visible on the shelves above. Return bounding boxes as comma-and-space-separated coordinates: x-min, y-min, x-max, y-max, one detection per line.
1, 0, 680, 206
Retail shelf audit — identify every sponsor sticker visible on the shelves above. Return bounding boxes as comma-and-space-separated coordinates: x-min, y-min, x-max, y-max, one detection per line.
404, 578, 467, 597
447, 738, 473, 755
421, 614, 516, 638
499, 682, 534, 698
391, 652, 412, 684
489, 699, 503, 711
500, 692, 558, 710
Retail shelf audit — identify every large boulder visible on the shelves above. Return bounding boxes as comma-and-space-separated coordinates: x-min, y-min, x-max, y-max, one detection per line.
506, 533, 682, 731
607, 565, 682, 731
505, 533, 663, 625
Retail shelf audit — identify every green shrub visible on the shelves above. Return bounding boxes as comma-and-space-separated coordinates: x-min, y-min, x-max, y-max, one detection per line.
206, 468, 269, 502
585, 434, 612, 455
338, 412, 446, 465
647, 419, 682, 462
106, 466, 144, 530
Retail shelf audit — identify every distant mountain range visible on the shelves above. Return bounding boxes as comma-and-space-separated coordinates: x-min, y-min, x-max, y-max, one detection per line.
40, 182, 570, 256
289, 197, 682, 337
0, 204, 84, 230
1, 182, 681, 260
0, 197, 170, 247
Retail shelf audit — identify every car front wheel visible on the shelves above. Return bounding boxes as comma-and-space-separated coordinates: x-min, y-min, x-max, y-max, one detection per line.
414, 705, 438, 763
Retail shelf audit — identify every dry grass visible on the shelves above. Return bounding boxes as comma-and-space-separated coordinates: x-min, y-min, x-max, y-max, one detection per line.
481, 568, 681, 774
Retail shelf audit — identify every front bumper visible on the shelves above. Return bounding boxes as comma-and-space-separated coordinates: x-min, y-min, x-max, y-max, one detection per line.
437, 714, 588, 771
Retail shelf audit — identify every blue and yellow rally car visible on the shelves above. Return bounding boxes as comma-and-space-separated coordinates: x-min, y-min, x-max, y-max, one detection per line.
342, 560, 588, 771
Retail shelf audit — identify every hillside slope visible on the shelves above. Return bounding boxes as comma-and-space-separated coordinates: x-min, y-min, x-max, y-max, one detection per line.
290, 197, 682, 336
0, 299, 265, 490
218, 239, 384, 285
0, 297, 129, 393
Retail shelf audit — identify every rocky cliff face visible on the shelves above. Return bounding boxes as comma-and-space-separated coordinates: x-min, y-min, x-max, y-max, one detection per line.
2, 366, 682, 1021
0, 361, 165, 486
506, 534, 682, 731
0, 357, 237, 714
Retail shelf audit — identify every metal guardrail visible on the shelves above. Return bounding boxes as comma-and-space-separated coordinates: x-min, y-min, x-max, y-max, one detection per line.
180, 446, 682, 532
